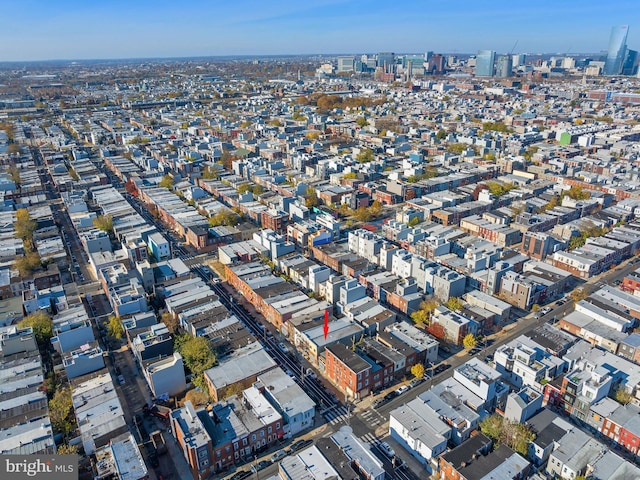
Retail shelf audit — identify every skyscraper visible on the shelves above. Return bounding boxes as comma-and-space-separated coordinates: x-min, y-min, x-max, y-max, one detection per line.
603, 25, 629, 75
496, 55, 513, 78
476, 50, 496, 77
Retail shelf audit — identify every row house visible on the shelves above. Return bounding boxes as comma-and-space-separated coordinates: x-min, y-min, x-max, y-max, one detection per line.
325, 343, 371, 400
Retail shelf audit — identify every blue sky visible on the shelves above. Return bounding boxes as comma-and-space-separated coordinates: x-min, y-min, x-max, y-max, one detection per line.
1, 0, 638, 61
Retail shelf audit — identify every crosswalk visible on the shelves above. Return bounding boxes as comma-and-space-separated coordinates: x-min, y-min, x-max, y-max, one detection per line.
359, 432, 381, 446
323, 405, 351, 425
359, 409, 382, 428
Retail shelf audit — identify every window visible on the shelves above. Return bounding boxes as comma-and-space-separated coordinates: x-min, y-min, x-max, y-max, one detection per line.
276, 422, 280, 429
242, 438, 247, 446
268, 426, 272, 434
198, 450, 208, 459
252, 434, 256, 441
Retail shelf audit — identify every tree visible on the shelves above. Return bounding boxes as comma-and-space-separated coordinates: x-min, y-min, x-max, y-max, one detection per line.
201, 165, 220, 180
161, 312, 179, 334
369, 200, 383, 218
356, 117, 369, 127
614, 386, 633, 405
184, 388, 209, 407
411, 309, 430, 325
49, 386, 75, 436
7, 143, 22, 155
356, 148, 374, 163
343, 172, 358, 180
252, 184, 264, 196
57, 444, 78, 455
436, 129, 447, 140
208, 208, 238, 227
479, 413, 503, 441
407, 216, 420, 227
410, 299, 439, 326
14, 208, 36, 244
18, 311, 52, 347
532, 304, 541, 312
92, 214, 113, 233
304, 187, 319, 208
446, 297, 464, 312
570, 288, 588, 304
14, 251, 42, 276
7, 165, 21, 187
353, 206, 373, 222
479, 414, 535, 456
485, 181, 516, 197
463, 334, 477, 350
159, 174, 174, 189
107, 315, 124, 340
176, 335, 217, 376
411, 363, 425, 379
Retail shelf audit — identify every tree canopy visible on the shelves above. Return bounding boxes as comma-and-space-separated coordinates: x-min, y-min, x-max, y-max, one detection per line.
175, 334, 217, 376
410, 298, 439, 326
107, 315, 124, 340
446, 296, 464, 312
485, 181, 517, 197
463, 334, 477, 350
411, 363, 425, 379
49, 386, 76, 436
92, 214, 113, 233
356, 148, 374, 163
18, 311, 52, 347
480, 413, 535, 456
208, 208, 238, 227
14, 208, 37, 244
159, 174, 174, 189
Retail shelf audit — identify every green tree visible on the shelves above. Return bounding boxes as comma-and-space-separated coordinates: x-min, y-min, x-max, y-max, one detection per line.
463, 334, 477, 350
436, 129, 447, 140
343, 172, 358, 180
411, 363, 425, 379
479, 414, 535, 456
49, 386, 75, 436
446, 297, 464, 312
356, 117, 369, 127
485, 181, 516, 197
159, 174, 174, 189
237, 183, 251, 195
107, 315, 124, 340
252, 184, 264, 196
407, 216, 420, 227
208, 208, 238, 227
92, 214, 113, 233
176, 334, 217, 376
304, 187, 319, 208
201, 165, 220, 180
479, 413, 504, 441
353, 206, 373, 222
18, 311, 52, 346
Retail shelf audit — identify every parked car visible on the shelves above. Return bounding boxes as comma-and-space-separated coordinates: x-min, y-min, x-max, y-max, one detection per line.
251, 460, 270, 473
278, 342, 289, 354
384, 391, 399, 401
378, 441, 395, 458
373, 398, 386, 408
287, 439, 313, 454
270, 450, 287, 463
395, 385, 409, 396
117, 375, 126, 385
409, 378, 423, 389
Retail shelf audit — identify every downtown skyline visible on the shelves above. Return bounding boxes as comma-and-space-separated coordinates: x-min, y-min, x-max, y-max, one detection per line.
2, 0, 639, 62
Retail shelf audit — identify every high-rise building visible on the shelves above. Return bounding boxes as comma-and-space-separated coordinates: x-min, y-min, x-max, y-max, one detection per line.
603, 25, 629, 75
377, 52, 396, 72
476, 50, 496, 77
496, 55, 513, 78
622, 49, 638, 76
337, 56, 355, 73
512, 54, 526, 67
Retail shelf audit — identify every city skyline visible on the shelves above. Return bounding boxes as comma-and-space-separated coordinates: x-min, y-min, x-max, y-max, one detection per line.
2, 0, 639, 62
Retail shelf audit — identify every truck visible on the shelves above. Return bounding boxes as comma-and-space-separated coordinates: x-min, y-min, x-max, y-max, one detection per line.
150, 430, 168, 455
144, 404, 171, 421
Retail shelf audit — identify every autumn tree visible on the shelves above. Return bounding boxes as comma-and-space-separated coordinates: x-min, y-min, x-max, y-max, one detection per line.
463, 334, 477, 350
570, 288, 588, 304
14, 208, 37, 245
7, 164, 21, 187
159, 174, 174, 189
614, 387, 633, 405
411, 363, 425, 379
356, 117, 369, 127
201, 165, 220, 180
14, 251, 42, 276
252, 184, 264, 196
410, 298, 439, 326
107, 315, 124, 340
446, 297, 464, 312
18, 311, 52, 347
161, 312, 179, 334
92, 214, 113, 233
304, 187, 319, 208
356, 148, 374, 163
184, 388, 209, 407
49, 386, 75, 436
57, 444, 78, 455
237, 183, 251, 195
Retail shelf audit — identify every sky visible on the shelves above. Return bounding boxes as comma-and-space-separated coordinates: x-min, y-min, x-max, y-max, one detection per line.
1, 0, 639, 61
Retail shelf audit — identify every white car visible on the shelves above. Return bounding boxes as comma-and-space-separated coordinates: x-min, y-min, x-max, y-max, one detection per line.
378, 441, 395, 458
395, 385, 409, 396
270, 450, 287, 463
